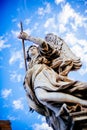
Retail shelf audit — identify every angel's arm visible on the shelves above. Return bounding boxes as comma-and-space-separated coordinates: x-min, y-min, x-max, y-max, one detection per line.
18, 32, 48, 47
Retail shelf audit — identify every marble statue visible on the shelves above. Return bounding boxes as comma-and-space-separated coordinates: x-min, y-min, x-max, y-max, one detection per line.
18, 32, 87, 130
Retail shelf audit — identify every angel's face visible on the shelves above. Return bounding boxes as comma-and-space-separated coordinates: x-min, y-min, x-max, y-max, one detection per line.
28, 46, 38, 57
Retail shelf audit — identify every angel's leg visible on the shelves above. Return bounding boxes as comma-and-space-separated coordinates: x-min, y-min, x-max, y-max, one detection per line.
35, 88, 87, 107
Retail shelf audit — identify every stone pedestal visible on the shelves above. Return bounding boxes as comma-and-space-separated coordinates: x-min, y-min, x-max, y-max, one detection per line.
46, 110, 87, 130
71, 111, 87, 130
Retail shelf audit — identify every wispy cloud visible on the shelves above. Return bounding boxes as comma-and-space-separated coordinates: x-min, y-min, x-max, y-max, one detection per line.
85, 10, 87, 13
10, 71, 23, 82
24, 18, 31, 25
24, 28, 31, 35
1, 89, 12, 99
44, 17, 56, 28
64, 32, 87, 60
12, 18, 17, 23
79, 66, 87, 75
33, 122, 53, 130
7, 115, 18, 121
9, 49, 24, 69
44, 2, 87, 34
37, 2, 51, 16
0, 36, 11, 51
58, 3, 87, 31
11, 30, 20, 38
55, 0, 65, 5
44, 17, 57, 34
33, 116, 53, 130
12, 98, 24, 110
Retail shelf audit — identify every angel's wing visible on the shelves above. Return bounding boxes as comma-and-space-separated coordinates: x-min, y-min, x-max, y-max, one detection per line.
45, 33, 82, 71
58, 37, 82, 70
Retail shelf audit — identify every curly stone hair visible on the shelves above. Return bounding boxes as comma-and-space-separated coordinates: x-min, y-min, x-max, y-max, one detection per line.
26, 45, 39, 61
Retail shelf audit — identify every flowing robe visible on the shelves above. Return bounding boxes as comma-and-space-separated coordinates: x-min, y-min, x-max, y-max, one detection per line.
24, 38, 87, 130
24, 57, 87, 112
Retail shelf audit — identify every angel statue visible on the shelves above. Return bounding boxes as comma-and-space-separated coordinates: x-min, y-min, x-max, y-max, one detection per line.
18, 31, 87, 130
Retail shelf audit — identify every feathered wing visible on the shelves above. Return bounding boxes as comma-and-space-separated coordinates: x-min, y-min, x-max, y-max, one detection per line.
58, 38, 82, 70
45, 33, 82, 75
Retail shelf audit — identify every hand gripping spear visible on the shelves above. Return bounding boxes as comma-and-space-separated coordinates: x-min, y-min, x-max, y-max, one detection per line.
20, 21, 27, 71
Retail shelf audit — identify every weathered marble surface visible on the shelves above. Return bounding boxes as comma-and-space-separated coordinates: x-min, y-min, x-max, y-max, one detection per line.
18, 32, 87, 130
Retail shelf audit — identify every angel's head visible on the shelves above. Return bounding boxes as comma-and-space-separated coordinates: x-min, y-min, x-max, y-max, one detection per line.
27, 45, 39, 61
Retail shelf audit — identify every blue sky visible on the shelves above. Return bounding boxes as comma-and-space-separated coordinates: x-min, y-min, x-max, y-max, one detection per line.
0, 0, 87, 130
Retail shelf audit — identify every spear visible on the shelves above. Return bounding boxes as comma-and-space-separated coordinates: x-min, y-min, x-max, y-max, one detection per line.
20, 21, 27, 71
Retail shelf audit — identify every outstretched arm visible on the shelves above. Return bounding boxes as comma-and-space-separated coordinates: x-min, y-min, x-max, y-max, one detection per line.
18, 32, 45, 46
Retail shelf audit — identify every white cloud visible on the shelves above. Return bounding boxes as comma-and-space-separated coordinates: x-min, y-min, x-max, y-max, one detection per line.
12, 26, 31, 36
9, 49, 24, 69
1, 89, 12, 98
24, 18, 31, 25
7, 115, 17, 121
64, 33, 78, 46
85, 10, 87, 13
12, 18, 17, 22
58, 24, 66, 33
33, 116, 53, 130
31, 23, 39, 32
58, 3, 87, 31
63, 32, 87, 74
41, 117, 46, 122
58, 3, 75, 25
64, 33, 87, 58
11, 30, 20, 38
37, 3, 51, 16
43, 2, 87, 35
33, 122, 53, 130
44, 17, 57, 32
24, 28, 31, 35
0, 37, 11, 51
79, 66, 87, 75
17, 23, 21, 28
38, 8, 44, 15
11, 28, 31, 39
74, 13, 86, 29
10, 71, 23, 82
55, 0, 65, 5
37, 115, 42, 119
13, 99, 24, 110
16, 19, 31, 31
71, 44, 83, 58
59, 3, 69, 21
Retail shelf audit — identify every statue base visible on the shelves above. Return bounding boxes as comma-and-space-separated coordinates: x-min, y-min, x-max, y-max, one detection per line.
46, 110, 87, 130
71, 111, 87, 130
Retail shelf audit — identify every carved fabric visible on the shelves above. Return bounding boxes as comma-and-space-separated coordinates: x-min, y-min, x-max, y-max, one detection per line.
24, 33, 87, 130
24, 62, 87, 130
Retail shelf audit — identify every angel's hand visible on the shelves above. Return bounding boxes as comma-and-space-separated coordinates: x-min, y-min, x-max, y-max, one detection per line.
18, 32, 29, 40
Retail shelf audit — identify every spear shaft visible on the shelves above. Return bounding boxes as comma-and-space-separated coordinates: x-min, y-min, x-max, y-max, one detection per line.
20, 21, 27, 71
